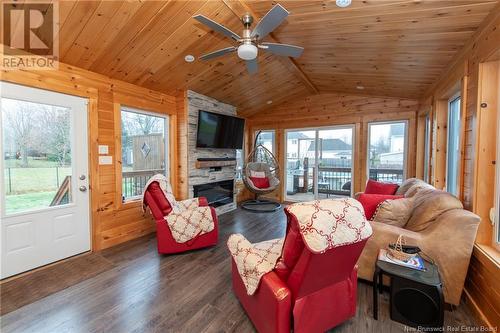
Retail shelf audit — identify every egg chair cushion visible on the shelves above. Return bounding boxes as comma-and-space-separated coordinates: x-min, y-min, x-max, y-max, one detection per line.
250, 176, 271, 189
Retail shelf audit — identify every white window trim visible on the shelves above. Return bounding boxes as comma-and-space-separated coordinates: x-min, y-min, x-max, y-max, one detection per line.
120, 105, 169, 202
445, 93, 461, 196
366, 120, 409, 183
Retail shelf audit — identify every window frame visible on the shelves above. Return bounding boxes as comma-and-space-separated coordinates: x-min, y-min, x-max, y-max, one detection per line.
119, 105, 169, 203
366, 120, 409, 184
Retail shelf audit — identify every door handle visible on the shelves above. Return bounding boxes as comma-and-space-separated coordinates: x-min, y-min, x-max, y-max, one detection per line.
79, 185, 87, 192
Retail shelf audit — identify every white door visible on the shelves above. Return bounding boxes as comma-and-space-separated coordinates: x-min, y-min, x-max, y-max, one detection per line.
0, 82, 90, 279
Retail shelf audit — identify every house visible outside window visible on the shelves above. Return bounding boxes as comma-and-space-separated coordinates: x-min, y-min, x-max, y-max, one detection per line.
424, 113, 431, 183
367, 121, 408, 184
255, 130, 275, 154
446, 95, 461, 196
121, 106, 168, 201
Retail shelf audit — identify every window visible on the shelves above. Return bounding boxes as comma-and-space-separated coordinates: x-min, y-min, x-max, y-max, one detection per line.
495, 101, 500, 248
121, 106, 168, 201
446, 96, 461, 196
424, 113, 431, 183
255, 130, 275, 154
367, 121, 407, 184
235, 149, 243, 180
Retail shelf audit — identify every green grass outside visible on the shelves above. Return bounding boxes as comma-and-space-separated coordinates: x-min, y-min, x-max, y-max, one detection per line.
3, 159, 70, 214
4, 159, 61, 168
4, 158, 71, 194
5, 191, 57, 215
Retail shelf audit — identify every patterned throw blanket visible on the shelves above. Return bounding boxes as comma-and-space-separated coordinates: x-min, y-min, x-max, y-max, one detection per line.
227, 235, 284, 295
286, 198, 372, 253
228, 198, 372, 295
142, 174, 215, 243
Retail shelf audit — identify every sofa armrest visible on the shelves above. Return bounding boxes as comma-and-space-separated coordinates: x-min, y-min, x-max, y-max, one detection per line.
231, 260, 292, 333
357, 221, 422, 282
418, 209, 480, 305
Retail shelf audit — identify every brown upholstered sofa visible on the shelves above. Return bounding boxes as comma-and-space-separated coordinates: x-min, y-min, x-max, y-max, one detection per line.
356, 178, 480, 305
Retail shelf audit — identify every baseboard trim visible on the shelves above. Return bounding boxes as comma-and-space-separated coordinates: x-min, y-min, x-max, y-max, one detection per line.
463, 288, 494, 329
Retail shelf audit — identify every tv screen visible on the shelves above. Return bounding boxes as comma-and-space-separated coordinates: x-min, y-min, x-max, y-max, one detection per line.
196, 110, 245, 149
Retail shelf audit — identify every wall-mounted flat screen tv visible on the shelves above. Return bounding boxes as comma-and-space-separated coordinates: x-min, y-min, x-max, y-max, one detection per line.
196, 110, 245, 149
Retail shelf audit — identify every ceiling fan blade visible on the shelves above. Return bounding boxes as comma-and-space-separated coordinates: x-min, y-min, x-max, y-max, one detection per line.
246, 58, 258, 74
250, 4, 289, 40
260, 42, 304, 58
199, 46, 237, 61
193, 14, 241, 41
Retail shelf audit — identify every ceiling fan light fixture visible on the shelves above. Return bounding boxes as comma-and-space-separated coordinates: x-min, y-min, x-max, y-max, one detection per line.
336, 0, 352, 8
237, 44, 258, 60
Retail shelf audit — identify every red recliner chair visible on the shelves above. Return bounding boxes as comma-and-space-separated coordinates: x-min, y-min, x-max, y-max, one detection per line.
231, 208, 368, 333
143, 181, 218, 254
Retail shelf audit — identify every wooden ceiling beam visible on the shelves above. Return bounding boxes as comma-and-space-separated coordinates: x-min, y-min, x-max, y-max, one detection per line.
222, 0, 319, 95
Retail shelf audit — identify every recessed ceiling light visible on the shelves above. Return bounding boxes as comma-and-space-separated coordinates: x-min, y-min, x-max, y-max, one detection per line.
184, 55, 195, 63
356, 85, 365, 90
267, 100, 273, 104
336, 0, 352, 8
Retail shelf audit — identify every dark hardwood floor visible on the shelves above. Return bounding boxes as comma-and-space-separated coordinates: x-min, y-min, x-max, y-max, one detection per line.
1, 207, 478, 333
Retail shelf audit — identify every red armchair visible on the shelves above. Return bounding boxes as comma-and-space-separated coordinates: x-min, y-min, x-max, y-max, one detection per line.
143, 181, 218, 254
231, 209, 368, 333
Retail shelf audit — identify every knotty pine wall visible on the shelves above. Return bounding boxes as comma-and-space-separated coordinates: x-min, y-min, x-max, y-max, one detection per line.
245, 92, 420, 202
2, 63, 178, 251
417, 6, 500, 329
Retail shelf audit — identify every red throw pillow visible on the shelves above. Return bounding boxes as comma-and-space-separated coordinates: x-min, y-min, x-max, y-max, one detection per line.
250, 176, 270, 189
357, 193, 403, 220
365, 179, 399, 195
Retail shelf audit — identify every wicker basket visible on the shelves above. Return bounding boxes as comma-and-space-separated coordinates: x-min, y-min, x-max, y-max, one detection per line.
387, 235, 417, 262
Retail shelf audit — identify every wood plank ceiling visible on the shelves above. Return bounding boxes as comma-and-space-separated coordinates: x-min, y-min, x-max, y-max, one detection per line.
37, 1, 500, 115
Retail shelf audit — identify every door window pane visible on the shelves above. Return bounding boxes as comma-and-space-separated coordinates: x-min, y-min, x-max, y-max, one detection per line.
2, 98, 72, 215
368, 122, 407, 184
121, 107, 167, 201
446, 97, 461, 195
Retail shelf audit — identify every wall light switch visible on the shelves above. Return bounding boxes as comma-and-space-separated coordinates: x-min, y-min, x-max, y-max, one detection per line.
98, 145, 109, 155
99, 156, 113, 165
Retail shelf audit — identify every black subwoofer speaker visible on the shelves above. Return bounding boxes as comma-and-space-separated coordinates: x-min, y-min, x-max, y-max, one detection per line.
390, 277, 444, 329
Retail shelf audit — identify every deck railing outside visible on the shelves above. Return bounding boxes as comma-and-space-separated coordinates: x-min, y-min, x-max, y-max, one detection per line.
122, 169, 165, 200
286, 158, 404, 197
368, 168, 404, 183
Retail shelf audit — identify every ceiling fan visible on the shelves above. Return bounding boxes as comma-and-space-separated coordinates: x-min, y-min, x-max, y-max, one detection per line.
193, 4, 304, 74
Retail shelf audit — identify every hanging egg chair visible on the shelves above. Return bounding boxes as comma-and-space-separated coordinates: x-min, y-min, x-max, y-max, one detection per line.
241, 133, 282, 212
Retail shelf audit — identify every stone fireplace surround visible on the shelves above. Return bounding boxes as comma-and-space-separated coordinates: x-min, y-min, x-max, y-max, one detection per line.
187, 90, 237, 214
